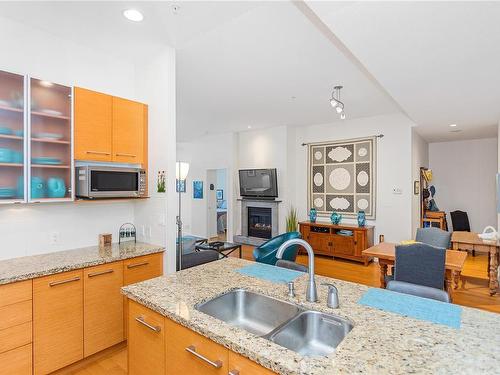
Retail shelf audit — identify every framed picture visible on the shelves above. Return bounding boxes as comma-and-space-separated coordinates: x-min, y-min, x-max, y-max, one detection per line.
176, 179, 186, 193
193, 181, 203, 199
414, 180, 420, 195
216, 189, 223, 200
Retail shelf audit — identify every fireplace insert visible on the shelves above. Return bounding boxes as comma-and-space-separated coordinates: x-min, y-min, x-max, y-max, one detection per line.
248, 207, 272, 239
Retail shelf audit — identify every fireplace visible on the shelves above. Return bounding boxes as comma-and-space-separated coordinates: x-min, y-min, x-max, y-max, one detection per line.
248, 207, 272, 239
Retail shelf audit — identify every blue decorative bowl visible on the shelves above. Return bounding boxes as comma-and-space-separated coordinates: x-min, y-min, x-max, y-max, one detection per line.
31, 177, 46, 199
47, 177, 66, 198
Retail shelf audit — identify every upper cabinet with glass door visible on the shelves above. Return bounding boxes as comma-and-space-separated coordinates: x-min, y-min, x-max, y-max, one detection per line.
0, 70, 26, 203
29, 78, 73, 201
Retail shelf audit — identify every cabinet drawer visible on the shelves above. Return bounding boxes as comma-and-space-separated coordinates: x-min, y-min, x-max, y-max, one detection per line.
0, 321, 32, 354
0, 280, 32, 307
0, 344, 32, 375
123, 253, 163, 285
166, 318, 228, 374
128, 300, 165, 375
228, 351, 276, 375
84, 261, 124, 357
0, 300, 32, 331
34, 270, 84, 375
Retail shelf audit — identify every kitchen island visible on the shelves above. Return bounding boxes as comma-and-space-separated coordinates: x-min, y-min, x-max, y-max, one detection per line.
122, 258, 500, 375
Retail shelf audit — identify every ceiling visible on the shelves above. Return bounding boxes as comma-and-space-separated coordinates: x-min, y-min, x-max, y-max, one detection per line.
0, 1, 498, 142
306, 1, 500, 142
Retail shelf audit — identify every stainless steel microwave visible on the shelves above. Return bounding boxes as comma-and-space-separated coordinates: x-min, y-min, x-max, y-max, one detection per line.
75, 166, 146, 199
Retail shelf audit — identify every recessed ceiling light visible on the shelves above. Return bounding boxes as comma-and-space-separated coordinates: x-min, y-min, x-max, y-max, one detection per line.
247, 125, 252, 129
123, 9, 143, 22
449, 124, 457, 127
39, 80, 54, 88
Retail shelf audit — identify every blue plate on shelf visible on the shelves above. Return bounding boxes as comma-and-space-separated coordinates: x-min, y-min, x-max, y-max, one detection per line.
0, 187, 15, 198
0, 148, 13, 163
32, 157, 62, 165
338, 230, 353, 236
0, 126, 13, 135
14, 130, 23, 137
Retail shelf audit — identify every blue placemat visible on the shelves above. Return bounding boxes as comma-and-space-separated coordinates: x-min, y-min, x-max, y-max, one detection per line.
235, 263, 304, 284
358, 288, 462, 329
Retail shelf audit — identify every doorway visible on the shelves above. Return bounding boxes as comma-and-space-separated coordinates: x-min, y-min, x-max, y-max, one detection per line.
206, 168, 228, 241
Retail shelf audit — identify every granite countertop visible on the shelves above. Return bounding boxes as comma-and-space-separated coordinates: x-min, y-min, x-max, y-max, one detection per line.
0, 242, 164, 285
122, 258, 500, 375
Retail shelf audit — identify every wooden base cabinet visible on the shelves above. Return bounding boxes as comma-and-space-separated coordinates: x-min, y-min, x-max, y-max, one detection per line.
0, 343, 32, 375
128, 300, 165, 375
166, 318, 228, 375
84, 261, 124, 357
34, 270, 84, 375
228, 352, 277, 375
300, 221, 374, 265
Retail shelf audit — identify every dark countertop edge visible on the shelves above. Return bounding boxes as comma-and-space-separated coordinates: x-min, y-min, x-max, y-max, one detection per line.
121, 288, 293, 375
0, 246, 165, 286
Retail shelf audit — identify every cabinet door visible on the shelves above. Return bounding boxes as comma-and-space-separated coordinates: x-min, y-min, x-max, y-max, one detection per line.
33, 270, 83, 375
354, 231, 365, 257
228, 351, 276, 375
74, 87, 112, 161
128, 300, 165, 375
166, 318, 228, 375
123, 253, 163, 285
332, 234, 355, 256
112, 97, 144, 164
84, 261, 124, 357
0, 344, 32, 375
29, 77, 73, 202
308, 233, 333, 256
0, 70, 26, 204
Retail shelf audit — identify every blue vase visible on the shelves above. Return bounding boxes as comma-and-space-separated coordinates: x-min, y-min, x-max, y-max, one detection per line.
330, 212, 342, 225
357, 210, 366, 227
309, 208, 317, 222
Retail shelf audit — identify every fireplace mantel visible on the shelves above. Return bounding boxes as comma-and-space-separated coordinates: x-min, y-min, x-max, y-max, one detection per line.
234, 198, 281, 246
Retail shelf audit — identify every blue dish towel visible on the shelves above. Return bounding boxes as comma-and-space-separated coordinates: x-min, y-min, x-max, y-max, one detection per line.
358, 288, 462, 329
235, 263, 304, 284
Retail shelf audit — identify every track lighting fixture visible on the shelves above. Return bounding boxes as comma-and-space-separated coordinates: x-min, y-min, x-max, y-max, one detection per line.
330, 85, 346, 120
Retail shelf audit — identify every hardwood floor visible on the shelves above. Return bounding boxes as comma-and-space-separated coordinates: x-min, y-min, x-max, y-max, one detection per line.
70, 244, 499, 374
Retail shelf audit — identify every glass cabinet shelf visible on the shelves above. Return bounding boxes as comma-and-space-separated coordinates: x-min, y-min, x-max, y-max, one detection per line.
0, 69, 74, 204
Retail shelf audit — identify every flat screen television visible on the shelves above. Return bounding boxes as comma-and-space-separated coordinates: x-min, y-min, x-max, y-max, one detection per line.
239, 168, 278, 198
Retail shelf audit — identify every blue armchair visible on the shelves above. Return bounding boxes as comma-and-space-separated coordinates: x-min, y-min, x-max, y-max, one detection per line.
253, 232, 301, 265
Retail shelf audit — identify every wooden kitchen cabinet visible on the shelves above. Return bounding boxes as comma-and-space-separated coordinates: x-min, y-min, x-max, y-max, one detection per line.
123, 253, 163, 285
112, 97, 144, 164
165, 318, 228, 375
228, 351, 277, 375
84, 261, 124, 357
128, 300, 165, 375
74, 87, 113, 161
0, 344, 32, 375
33, 270, 84, 375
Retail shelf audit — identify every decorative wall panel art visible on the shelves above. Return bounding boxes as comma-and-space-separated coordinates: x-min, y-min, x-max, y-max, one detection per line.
308, 137, 376, 219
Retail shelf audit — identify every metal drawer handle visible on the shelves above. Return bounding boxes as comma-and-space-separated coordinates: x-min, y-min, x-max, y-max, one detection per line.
127, 261, 149, 269
49, 276, 80, 287
229, 371, 240, 375
116, 153, 137, 157
88, 269, 114, 278
135, 316, 161, 332
185, 345, 223, 368
86, 150, 110, 155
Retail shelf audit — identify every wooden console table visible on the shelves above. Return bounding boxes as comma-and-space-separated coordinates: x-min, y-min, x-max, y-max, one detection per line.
299, 221, 374, 265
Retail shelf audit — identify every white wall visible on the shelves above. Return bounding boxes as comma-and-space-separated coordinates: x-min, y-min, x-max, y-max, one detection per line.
292, 114, 415, 243
237, 126, 289, 233
0, 17, 176, 263
411, 129, 429, 237
429, 138, 497, 232
177, 132, 237, 240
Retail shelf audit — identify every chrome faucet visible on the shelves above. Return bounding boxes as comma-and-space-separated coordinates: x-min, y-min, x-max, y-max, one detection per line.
276, 239, 318, 302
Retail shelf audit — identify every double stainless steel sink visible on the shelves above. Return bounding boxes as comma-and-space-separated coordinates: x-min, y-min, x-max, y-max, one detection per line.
195, 289, 353, 357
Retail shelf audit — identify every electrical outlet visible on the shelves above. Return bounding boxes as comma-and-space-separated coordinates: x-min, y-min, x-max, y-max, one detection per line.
49, 232, 60, 245
392, 187, 403, 195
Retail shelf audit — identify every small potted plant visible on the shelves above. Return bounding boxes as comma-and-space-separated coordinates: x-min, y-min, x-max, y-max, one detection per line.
286, 206, 298, 232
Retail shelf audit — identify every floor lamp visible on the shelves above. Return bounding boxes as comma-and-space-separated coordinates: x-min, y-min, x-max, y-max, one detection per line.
176, 161, 189, 271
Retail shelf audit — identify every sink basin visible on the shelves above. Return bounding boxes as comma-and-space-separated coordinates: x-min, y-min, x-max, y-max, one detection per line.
267, 310, 353, 356
195, 289, 303, 336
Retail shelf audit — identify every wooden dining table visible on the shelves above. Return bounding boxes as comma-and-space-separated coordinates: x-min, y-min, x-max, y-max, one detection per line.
362, 242, 467, 302
451, 231, 499, 296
